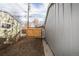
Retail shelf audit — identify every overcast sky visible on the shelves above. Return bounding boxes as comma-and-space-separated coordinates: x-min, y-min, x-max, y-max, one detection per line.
0, 3, 49, 26
29, 3, 49, 22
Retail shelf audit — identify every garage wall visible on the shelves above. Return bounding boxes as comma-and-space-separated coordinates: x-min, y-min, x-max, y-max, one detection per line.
45, 3, 79, 56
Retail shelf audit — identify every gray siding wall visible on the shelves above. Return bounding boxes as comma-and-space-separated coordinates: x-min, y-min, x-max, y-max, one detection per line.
45, 3, 79, 56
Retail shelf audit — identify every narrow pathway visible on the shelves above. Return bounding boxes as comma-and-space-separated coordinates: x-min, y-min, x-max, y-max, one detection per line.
0, 37, 44, 56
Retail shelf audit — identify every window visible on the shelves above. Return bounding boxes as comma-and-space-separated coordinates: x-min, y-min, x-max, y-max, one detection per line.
2, 23, 11, 29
